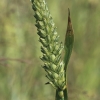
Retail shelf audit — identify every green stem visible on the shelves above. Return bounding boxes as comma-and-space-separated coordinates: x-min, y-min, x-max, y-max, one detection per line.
55, 87, 68, 100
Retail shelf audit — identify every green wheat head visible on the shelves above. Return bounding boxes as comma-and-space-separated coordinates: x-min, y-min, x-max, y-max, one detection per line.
30, 0, 74, 100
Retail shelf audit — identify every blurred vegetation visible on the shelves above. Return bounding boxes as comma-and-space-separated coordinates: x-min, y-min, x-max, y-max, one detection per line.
0, 0, 100, 100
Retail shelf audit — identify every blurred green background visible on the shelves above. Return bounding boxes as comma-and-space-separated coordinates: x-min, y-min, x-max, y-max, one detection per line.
0, 0, 100, 100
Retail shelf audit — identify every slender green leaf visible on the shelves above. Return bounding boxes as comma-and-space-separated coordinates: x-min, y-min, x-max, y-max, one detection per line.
64, 8, 74, 72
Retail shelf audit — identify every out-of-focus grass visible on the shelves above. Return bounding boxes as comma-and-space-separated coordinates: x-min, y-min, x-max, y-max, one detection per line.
0, 0, 100, 100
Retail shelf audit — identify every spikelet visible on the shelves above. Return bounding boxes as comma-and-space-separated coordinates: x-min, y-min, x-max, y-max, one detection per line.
31, 0, 66, 91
